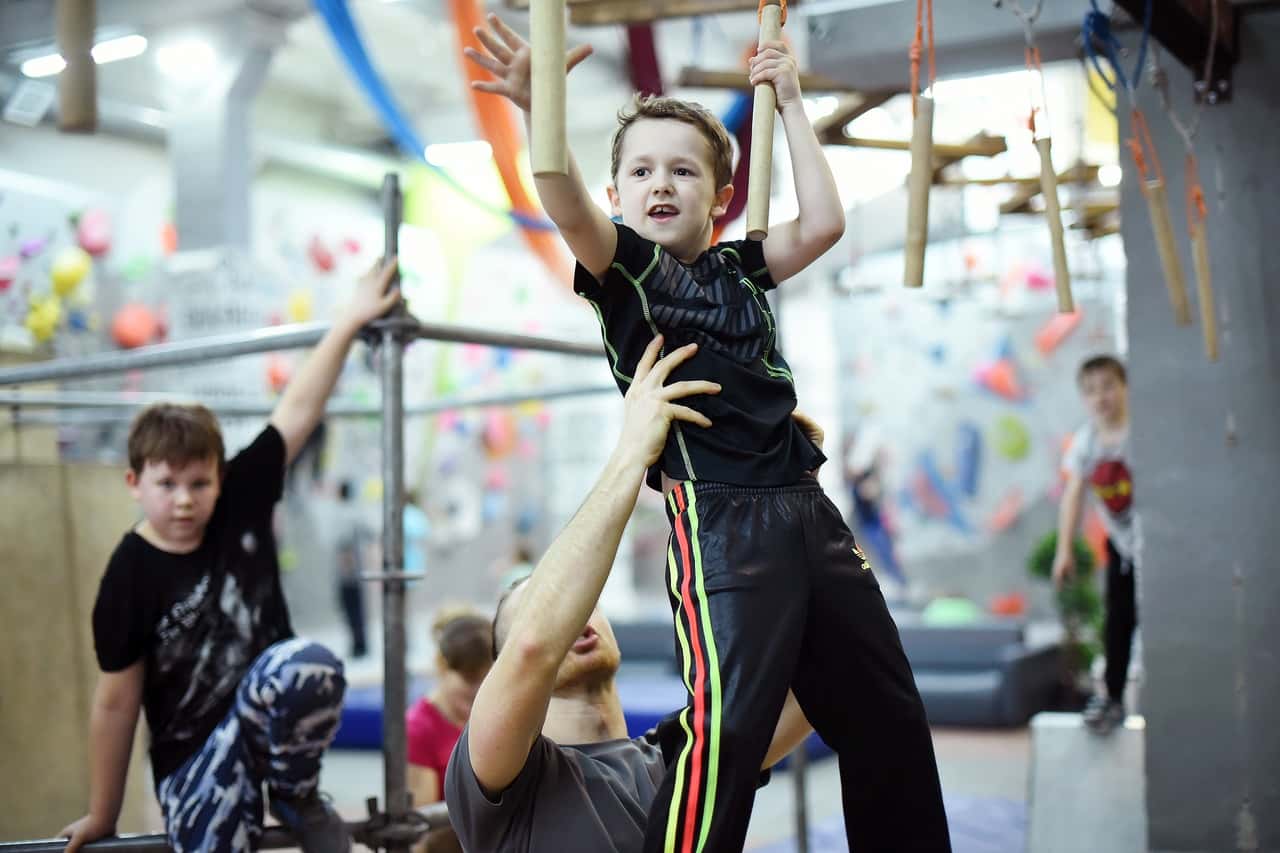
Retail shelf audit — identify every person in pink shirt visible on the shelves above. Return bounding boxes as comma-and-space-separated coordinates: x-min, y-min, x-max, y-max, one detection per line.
407, 609, 492, 805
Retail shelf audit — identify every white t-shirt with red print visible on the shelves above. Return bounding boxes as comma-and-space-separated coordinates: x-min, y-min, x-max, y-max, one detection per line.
1064, 422, 1140, 567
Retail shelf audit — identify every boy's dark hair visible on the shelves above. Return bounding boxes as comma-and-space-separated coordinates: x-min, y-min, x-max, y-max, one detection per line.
433, 607, 493, 680
611, 94, 735, 191
490, 574, 533, 660
1077, 355, 1127, 385
127, 403, 226, 475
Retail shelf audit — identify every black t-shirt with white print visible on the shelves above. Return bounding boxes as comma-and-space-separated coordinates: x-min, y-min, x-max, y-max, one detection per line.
92, 426, 294, 785
574, 222, 825, 491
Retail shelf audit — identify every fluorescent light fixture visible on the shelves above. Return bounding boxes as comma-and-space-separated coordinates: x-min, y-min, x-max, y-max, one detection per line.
1098, 164, 1122, 188
155, 39, 217, 81
20, 34, 149, 78
423, 139, 494, 167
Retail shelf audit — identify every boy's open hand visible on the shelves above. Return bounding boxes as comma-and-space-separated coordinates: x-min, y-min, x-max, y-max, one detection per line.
464, 13, 593, 112
749, 40, 802, 111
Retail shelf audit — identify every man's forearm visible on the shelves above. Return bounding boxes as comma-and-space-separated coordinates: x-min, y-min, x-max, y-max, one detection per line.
779, 101, 844, 239
507, 451, 646, 667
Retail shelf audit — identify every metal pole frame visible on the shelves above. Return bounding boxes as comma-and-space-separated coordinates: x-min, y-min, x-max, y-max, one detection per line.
377, 173, 412, 852
0, 320, 602, 387
0, 385, 614, 418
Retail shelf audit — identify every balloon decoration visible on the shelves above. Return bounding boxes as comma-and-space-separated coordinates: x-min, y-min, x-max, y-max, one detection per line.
24, 297, 61, 343
50, 246, 92, 296
481, 409, 516, 459
1034, 310, 1082, 356
954, 421, 982, 497
992, 414, 1031, 461
266, 354, 293, 393
0, 255, 18, 290
75, 209, 113, 256
20, 237, 47, 259
111, 303, 160, 349
308, 236, 336, 273
286, 289, 314, 323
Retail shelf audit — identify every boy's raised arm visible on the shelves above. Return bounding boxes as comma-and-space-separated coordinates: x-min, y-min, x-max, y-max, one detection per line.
465, 14, 617, 278
753, 41, 846, 284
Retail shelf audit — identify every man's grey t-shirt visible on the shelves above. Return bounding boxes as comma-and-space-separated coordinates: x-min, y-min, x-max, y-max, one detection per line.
445, 725, 665, 852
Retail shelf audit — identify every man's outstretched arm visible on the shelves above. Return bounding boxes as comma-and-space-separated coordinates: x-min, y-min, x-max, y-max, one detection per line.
467, 336, 721, 795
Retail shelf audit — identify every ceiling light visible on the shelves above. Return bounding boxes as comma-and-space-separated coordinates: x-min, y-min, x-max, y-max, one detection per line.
155, 39, 217, 81
19, 34, 149, 78
1098, 164, 1122, 188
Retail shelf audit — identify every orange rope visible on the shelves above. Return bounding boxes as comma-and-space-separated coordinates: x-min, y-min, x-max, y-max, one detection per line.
1126, 108, 1165, 183
910, 0, 935, 117
1186, 153, 1208, 233
1024, 44, 1043, 135
758, 0, 787, 27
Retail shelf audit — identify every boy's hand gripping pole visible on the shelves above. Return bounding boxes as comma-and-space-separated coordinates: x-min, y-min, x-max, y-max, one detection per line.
746, 0, 785, 241
531, 0, 568, 176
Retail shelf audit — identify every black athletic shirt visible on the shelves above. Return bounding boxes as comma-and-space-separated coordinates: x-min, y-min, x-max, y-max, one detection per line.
575, 222, 825, 490
92, 426, 294, 784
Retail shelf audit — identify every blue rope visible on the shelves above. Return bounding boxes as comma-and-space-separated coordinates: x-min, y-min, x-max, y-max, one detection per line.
312, 0, 555, 231
1082, 0, 1153, 97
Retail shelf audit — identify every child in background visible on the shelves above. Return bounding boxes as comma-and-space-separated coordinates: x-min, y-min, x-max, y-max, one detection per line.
407, 608, 493, 805
1056, 355, 1139, 734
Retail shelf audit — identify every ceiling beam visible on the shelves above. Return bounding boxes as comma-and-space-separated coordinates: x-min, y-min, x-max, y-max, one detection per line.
811, 90, 900, 138
821, 132, 1006, 162
1111, 0, 1237, 102
677, 67, 863, 95
502, 0, 773, 25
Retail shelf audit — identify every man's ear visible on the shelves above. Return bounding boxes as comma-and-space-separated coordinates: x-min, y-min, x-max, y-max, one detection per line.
606, 184, 623, 218
711, 183, 735, 220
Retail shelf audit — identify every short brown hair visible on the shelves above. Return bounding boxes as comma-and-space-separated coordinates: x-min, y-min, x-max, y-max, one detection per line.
127, 403, 226, 475
433, 607, 493, 680
1078, 355, 1127, 385
611, 95, 735, 191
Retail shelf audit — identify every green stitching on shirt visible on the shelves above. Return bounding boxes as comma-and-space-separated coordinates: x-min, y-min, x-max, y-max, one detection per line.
585, 297, 633, 385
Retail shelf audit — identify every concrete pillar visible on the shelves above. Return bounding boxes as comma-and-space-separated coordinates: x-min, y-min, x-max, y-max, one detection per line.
164, 8, 286, 251
1118, 10, 1280, 852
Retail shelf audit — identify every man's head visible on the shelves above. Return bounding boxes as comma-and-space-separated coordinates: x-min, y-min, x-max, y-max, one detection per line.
433, 607, 493, 723
492, 574, 622, 691
608, 95, 735, 262
1077, 355, 1128, 427
125, 403, 226, 549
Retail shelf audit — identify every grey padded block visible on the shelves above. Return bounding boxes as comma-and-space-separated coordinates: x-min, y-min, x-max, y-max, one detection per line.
1028, 712, 1147, 853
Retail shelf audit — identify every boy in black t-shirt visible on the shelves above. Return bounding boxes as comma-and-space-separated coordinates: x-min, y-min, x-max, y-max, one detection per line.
59, 260, 401, 853
466, 16, 950, 852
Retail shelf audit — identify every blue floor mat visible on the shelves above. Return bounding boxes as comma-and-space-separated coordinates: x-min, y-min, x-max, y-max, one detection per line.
750, 795, 1026, 853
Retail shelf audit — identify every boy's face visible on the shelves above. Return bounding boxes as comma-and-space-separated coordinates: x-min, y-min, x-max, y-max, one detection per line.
607, 118, 733, 263
126, 455, 222, 549
1079, 369, 1128, 426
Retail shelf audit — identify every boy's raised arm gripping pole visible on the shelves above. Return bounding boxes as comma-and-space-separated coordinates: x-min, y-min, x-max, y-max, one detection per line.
530, 0, 568, 176
746, 0, 784, 241
904, 0, 935, 288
